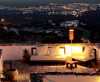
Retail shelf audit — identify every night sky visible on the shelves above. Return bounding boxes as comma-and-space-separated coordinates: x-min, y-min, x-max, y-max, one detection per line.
0, 0, 100, 7
0, 0, 99, 3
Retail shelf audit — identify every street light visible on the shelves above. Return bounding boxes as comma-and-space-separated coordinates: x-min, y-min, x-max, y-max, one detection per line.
69, 28, 75, 43
67, 26, 75, 63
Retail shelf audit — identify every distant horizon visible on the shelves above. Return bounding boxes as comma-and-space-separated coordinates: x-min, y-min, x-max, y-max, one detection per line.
0, 0, 100, 7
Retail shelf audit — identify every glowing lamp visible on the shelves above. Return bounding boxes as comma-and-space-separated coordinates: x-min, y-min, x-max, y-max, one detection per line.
69, 29, 74, 41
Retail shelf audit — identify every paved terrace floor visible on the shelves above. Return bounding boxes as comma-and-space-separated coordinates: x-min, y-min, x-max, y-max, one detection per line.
3, 60, 100, 74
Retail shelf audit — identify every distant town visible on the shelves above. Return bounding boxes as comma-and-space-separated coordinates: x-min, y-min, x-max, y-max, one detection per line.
0, 3, 99, 43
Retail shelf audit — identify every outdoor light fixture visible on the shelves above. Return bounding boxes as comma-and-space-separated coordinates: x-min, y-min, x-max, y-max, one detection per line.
69, 28, 75, 43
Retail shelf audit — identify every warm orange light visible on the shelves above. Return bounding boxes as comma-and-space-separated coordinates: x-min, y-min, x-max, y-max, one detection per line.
69, 29, 74, 41
65, 45, 82, 56
57, 44, 91, 61
59, 48, 65, 55
58, 47, 66, 58
65, 44, 86, 60
14, 73, 30, 81
96, 76, 100, 82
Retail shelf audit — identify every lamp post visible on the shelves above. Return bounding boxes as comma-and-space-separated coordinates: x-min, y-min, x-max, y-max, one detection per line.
69, 27, 75, 43
66, 26, 75, 66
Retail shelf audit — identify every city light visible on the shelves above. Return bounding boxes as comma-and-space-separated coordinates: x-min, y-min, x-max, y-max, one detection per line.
63, 6, 67, 9
1, 18, 5, 22
96, 76, 100, 82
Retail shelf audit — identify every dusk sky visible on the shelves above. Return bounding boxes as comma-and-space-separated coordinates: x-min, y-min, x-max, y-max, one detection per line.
0, 0, 100, 7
